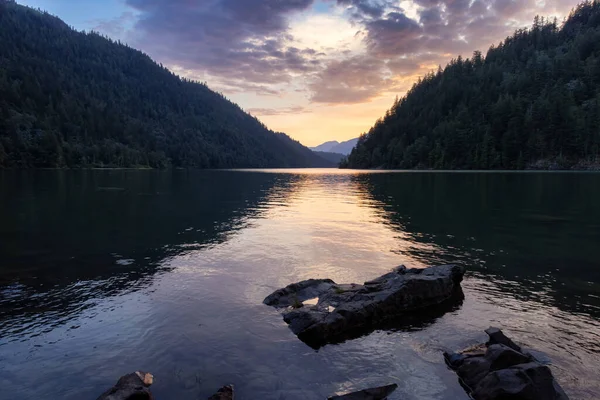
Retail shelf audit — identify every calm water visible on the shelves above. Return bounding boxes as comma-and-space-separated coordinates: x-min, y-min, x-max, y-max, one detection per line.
0, 169, 599, 400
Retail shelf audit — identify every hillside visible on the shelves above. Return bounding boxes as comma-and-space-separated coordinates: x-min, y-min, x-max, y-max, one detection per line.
343, 1, 600, 170
0, 1, 332, 168
312, 151, 345, 165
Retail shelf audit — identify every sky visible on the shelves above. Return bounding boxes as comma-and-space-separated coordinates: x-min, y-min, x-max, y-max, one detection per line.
19, 0, 581, 147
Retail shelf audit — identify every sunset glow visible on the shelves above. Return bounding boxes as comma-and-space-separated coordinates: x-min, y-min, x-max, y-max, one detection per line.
20, 0, 581, 146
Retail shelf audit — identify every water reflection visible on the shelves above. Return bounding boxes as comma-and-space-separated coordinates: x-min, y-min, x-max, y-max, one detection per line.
0, 170, 599, 400
0, 170, 291, 338
349, 172, 600, 318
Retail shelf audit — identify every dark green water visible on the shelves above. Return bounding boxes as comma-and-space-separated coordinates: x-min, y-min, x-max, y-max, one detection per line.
0, 169, 599, 399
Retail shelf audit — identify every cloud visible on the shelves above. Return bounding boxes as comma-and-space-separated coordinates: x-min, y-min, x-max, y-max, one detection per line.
89, 11, 136, 39
336, 0, 399, 19
364, 11, 422, 56
124, 0, 322, 91
92, 0, 580, 110
308, 0, 580, 104
247, 106, 309, 116
309, 55, 393, 104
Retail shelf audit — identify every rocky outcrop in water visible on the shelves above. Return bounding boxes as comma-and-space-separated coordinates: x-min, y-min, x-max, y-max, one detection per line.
264, 264, 465, 348
444, 328, 569, 400
208, 385, 234, 400
96, 371, 154, 400
327, 384, 398, 400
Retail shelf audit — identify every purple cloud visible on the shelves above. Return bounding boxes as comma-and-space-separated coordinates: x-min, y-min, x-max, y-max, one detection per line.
124, 0, 321, 92
309, 0, 579, 104
91, 0, 581, 107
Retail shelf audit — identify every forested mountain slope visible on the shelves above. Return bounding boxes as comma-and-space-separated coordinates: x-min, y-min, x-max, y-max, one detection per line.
0, 1, 331, 168
312, 151, 346, 165
343, 1, 600, 170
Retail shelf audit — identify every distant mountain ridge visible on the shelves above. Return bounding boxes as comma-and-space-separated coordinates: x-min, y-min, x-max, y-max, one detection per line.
310, 138, 358, 155
311, 141, 340, 153
0, 1, 332, 168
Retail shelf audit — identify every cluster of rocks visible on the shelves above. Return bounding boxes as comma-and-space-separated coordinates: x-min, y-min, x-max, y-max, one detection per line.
263, 264, 466, 348
97, 265, 571, 400
444, 327, 569, 400
96, 375, 396, 400
96, 374, 234, 400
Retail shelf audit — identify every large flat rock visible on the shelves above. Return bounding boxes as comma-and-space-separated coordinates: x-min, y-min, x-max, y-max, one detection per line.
264, 264, 465, 348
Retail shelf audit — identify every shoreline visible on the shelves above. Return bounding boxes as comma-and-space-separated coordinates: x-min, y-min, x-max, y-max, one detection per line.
1, 166, 600, 172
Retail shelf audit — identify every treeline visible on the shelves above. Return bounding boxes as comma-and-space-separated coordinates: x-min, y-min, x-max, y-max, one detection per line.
0, 1, 331, 168
343, 1, 600, 170
312, 151, 346, 164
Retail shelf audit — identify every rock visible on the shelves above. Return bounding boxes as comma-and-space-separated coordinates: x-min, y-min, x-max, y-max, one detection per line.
473, 363, 568, 400
327, 383, 398, 400
485, 344, 532, 371
444, 343, 487, 369
208, 385, 234, 400
96, 371, 154, 400
263, 279, 335, 307
485, 327, 522, 352
457, 357, 492, 389
264, 265, 465, 347
283, 308, 328, 335
445, 328, 569, 400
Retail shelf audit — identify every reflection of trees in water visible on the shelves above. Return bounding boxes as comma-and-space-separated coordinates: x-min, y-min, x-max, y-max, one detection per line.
0, 170, 294, 336
351, 172, 600, 318
2, 171, 599, 337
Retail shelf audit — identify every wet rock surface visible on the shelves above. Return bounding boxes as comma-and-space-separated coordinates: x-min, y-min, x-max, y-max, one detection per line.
444, 328, 569, 400
96, 371, 154, 400
264, 264, 465, 348
327, 383, 398, 400
208, 385, 234, 400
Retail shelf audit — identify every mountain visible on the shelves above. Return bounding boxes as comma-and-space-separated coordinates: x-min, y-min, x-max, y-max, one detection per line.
310, 141, 340, 153
0, 1, 332, 168
330, 138, 359, 155
310, 138, 358, 155
312, 151, 346, 165
343, 1, 600, 170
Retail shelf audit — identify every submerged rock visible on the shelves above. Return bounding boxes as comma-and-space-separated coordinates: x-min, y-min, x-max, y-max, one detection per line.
444, 328, 569, 400
264, 264, 465, 348
208, 385, 234, 400
327, 383, 398, 400
96, 371, 154, 400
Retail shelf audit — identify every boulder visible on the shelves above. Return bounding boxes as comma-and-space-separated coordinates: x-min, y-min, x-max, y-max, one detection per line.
264, 265, 465, 348
327, 383, 398, 400
208, 385, 234, 400
96, 371, 154, 400
473, 363, 565, 400
445, 328, 569, 400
